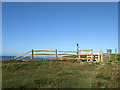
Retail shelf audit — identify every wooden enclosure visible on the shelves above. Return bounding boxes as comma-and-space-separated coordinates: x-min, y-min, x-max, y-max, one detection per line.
13, 43, 119, 63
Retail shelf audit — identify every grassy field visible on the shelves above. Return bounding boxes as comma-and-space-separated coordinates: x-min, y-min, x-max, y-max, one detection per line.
2, 59, 120, 88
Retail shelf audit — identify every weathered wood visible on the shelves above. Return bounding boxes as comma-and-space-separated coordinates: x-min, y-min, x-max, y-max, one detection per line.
87, 50, 88, 62
34, 54, 55, 55
101, 49, 103, 62
55, 49, 57, 60
16, 55, 31, 60
87, 56, 98, 57
78, 49, 81, 61
104, 53, 109, 54
57, 54, 76, 55
78, 54, 91, 55
93, 51, 98, 52
91, 49, 93, 62
34, 57, 56, 59
78, 49, 91, 51
59, 57, 77, 60
109, 52, 110, 62
57, 51, 76, 52
77, 43, 80, 62
34, 50, 55, 52
14, 51, 31, 59
31, 49, 34, 60
98, 50, 100, 62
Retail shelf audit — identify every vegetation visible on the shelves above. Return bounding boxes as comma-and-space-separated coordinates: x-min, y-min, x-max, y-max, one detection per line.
2, 58, 120, 88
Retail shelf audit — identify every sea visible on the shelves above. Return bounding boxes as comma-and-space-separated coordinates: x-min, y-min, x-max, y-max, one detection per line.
0, 56, 58, 60
0, 56, 16, 60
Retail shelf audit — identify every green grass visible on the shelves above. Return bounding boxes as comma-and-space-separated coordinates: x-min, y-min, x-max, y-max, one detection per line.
2, 59, 120, 88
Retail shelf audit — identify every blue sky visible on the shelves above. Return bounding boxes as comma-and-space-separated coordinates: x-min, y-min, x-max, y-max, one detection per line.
2, 2, 118, 56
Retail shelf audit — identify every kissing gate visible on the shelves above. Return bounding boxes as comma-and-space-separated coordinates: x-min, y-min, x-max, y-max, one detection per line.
76, 43, 103, 62
13, 43, 104, 62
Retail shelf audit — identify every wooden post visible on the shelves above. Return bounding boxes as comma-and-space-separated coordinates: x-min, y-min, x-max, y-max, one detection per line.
101, 49, 103, 62
77, 43, 79, 61
77, 43, 80, 62
55, 49, 57, 60
87, 50, 88, 62
31, 49, 34, 60
91, 49, 93, 62
98, 50, 100, 62
109, 52, 110, 62
115, 49, 117, 63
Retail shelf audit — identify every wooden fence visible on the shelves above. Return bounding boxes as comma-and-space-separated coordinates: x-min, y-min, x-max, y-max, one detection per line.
13, 44, 119, 63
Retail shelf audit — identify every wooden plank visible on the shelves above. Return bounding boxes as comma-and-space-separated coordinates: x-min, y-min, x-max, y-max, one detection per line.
77, 43, 80, 62
31, 49, 34, 60
91, 49, 93, 62
34, 57, 56, 59
87, 50, 88, 62
33, 50, 55, 52
57, 51, 77, 53
55, 49, 57, 60
109, 52, 110, 62
93, 51, 98, 52
14, 51, 32, 59
59, 57, 77, 60
101, 49, 103, 62
16, 55, 31, 60
98, 50, 100, 62
78, 54, 91, 55
104, 53, 109, 54
78, 50, 81, 60
78, 49, 91, 51
57, 54, 76, 55
34, 54, 55, 55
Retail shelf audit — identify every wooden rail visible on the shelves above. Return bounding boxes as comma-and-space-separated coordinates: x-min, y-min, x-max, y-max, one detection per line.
13, 43, 118, 63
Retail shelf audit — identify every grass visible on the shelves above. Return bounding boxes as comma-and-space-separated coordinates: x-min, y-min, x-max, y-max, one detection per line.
2, 58, 120, 88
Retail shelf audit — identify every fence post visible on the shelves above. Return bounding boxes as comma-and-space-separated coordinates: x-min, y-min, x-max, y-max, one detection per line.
115, 49, 117, 63
91, 49, 93, 62
87, 50, 88, 62
98, 50, 100, 62
31, 49, 34, 60
55, 49, 57, 60
101, 49, 103, 62
77, 43, 80, 62
109, 52, 110, 62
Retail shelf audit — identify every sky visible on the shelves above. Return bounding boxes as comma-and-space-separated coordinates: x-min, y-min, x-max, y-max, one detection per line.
2, 2, 118, 56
